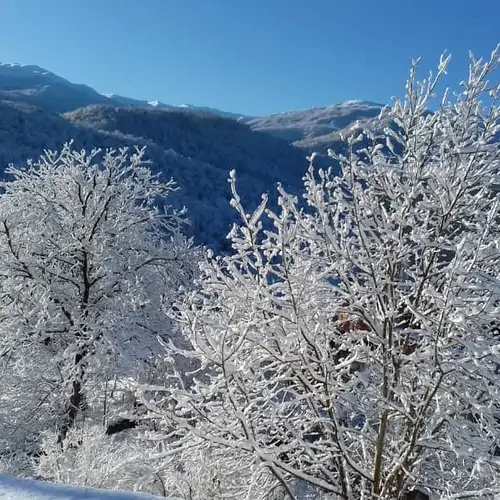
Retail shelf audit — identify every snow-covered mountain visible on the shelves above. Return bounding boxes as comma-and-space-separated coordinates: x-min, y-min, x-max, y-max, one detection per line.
246, 100, 385, 143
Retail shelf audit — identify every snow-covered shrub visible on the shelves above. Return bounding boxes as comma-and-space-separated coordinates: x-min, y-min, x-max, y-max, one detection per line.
149, 434, 280, 500
36, 424, 167, 496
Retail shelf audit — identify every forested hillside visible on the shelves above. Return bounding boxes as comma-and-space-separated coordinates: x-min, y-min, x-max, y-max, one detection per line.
0, 99, 311, 251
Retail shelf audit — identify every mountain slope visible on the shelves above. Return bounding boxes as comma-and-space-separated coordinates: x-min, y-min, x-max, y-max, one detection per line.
64, 105, 304, 184
246, 100, 384, 144
0, 63, 115, 113
63, 105, 311, 249
0, 100, 310, 251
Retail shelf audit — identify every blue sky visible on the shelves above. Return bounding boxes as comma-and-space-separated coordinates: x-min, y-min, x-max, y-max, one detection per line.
1, 0, 499, 116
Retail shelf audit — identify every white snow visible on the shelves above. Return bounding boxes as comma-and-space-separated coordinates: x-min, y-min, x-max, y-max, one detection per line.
341, 99, 366, 106
0, 63, 50, 75
0, 62, 25, 67
0, 476, 164, 500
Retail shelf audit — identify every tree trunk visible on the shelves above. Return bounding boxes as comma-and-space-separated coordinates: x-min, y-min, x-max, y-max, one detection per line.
57, 251, 92, 444
57, 351, 86, 444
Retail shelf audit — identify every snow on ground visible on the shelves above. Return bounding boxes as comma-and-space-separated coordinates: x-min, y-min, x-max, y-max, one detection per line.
0, 475, 165, 500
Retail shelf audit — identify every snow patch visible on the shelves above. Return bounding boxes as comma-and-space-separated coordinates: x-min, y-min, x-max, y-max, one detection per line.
0, 475, 165, 500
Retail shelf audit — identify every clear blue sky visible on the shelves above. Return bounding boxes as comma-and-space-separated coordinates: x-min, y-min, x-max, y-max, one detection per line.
1, 0, 499, 116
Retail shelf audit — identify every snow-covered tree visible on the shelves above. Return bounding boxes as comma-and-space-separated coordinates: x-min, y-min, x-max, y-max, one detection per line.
146, 47, 500, 499
35, 424, 169, 496
145, 434, 280, 500
0, 145, 196, 446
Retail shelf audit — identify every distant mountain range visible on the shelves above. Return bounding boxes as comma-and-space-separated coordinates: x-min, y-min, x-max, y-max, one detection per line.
0, 61, 384, 249
0, 62, 384, 144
